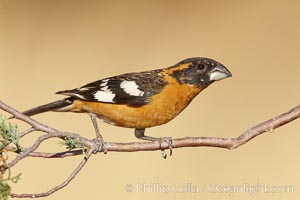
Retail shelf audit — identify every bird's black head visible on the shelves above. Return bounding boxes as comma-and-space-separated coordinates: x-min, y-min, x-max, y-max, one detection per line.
169, 57, 232, 87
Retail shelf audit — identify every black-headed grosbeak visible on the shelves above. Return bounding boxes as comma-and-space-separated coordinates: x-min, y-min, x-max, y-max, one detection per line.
22, 57, 231, 156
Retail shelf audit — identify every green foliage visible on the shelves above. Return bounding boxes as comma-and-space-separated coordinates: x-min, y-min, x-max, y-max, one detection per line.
0, 169, 21, 200
60, 135, 87, 156
0, 116, 22, 151
0, 181, 10, 200
0, 115, 22, 199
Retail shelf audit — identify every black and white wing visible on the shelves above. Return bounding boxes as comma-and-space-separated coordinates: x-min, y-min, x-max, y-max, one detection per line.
56, 70, 167, 106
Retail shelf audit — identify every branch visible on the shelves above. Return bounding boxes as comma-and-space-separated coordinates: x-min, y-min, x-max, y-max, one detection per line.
0, 99, 300, 198
27, 150, 84, 158
2, 100, 300, 153
9, 148, 94, 198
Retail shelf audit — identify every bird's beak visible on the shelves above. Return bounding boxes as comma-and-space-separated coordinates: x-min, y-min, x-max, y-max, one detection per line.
208, 64, 232, 81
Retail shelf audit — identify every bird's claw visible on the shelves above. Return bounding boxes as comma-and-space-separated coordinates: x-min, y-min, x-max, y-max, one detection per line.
159, 137, 173, 159
92, 138, 108, 154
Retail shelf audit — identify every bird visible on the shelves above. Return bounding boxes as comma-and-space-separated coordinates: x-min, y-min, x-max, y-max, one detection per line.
21, 57, 232, 157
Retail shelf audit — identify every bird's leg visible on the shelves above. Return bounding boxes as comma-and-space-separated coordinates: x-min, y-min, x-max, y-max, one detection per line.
134, 128, 157, 141
89, 113, 102, 139
134, 128, 173, 159
89, 113, 107, 154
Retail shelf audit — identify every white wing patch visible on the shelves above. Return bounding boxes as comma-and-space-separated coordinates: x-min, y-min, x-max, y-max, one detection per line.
93, 80, 117, 102
102, 86, 110, 92
100, 79, 109, 87
93, 90, 116, 102
120, 80, 144, 96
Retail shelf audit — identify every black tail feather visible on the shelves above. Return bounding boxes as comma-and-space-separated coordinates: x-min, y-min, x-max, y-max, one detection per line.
21, 98, 73, 117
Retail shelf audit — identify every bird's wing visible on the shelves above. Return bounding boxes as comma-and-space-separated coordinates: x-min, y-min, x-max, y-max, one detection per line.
56, 70, 167, 106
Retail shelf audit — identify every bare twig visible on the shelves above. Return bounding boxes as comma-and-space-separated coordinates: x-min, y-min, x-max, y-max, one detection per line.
5, 147, 84, 159
6, 131, 95, 168
27, 150, 84, 158
9, 148, 94, 198
0, 99, 300, 198
19, 127, 35, 138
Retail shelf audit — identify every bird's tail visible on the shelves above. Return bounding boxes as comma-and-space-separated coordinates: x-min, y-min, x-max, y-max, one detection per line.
21, 98, 74, 117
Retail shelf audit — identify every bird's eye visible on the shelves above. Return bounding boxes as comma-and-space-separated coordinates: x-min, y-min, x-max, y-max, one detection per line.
197, 64, 205, 70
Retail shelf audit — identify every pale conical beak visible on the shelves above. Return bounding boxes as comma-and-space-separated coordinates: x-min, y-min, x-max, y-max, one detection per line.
208, 64, 232, 81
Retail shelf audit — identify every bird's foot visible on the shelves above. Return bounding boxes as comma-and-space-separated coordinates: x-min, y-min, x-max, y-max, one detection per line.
92, 137, 108, 154
159, 137, 173, 159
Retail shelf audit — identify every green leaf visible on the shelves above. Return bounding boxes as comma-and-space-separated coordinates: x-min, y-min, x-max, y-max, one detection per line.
0, 115, 22, 151
59, 135, 87, 157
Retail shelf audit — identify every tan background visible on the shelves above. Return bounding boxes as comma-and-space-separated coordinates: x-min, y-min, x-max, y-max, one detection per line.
1, 0, 300, 199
